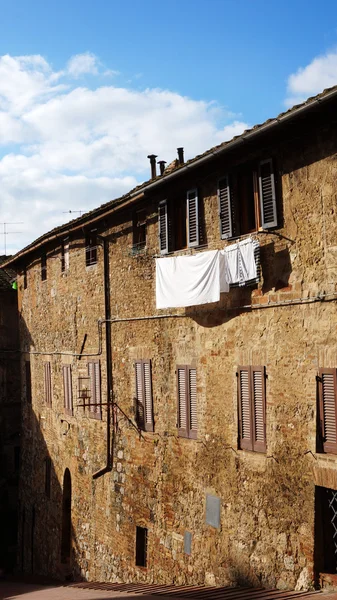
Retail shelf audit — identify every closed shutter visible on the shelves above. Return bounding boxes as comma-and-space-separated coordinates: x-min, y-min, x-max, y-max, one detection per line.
44, 362, 52, 406
88, 361, 101, 419
187, 189, 199, 247
189, 368, 197, 439
177, 366, 188, 437
252, 367, 266, 452
135, 360, 154, 432
319, 368, 337, 454
158, 200, 169, 255
238, 367, 252, 450
62, 366, 73, 415
258, 159, 277, 229
218, 176, 233, 239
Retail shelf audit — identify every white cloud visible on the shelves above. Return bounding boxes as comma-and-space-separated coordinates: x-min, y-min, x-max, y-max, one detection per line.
0, 53, 248, 255
285, 50, 337, 107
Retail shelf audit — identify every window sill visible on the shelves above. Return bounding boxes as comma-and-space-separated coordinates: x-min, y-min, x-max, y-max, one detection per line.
86, 263, 97, 270
89, 412, 102, 421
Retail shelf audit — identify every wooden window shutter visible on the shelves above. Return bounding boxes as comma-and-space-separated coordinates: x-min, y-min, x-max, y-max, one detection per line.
158, 200, 169, 255
143, 360, 154, 432
318, 368, 337, 454
188, 368, 197, 439
258, 159, 277, 229
238, 367, 252, 450
135, 361, 145, 429
88, 361, 101, 419
252, 366, 266, 452
44, 362, 52, 406
218, 176, 233, 239
62, 366, 73, 416
187, 189, 199, 247
177, 366, 188, 438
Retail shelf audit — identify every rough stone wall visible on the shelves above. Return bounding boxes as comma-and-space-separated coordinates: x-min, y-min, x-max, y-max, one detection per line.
16, 117, 337, 589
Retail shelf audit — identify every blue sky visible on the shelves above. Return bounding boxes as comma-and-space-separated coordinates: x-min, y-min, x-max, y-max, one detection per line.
0, 0, 337, 252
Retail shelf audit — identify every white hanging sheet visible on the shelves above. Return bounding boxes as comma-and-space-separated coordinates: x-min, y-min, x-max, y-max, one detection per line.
156, 250, 229, 309
221, 237, 259, 286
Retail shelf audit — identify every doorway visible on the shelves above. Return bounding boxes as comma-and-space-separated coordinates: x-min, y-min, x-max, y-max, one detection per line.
315, 486, 337, 577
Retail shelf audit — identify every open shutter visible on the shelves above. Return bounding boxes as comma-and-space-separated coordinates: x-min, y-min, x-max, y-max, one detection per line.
143, 360, 154, 432
63, 366, 73, 415
88, 361, 101, 419
218, 176, 233, 239
252, 367, 266, 452
177, 366, 188, 437
319, 368, 337, 454
158, 200, 169, 255
238, 367, 252, 450
187, 189, 199, 247
258, 159, 277, 229
188, 368, 197, 439
44, 362, 52, 405
135, 361, 145, 429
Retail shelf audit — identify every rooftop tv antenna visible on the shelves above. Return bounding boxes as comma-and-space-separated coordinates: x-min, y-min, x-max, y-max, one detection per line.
0, 222, 24, 255
63, 210, 84, 217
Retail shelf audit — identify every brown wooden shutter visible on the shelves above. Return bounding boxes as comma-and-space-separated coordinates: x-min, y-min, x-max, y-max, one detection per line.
187, 189, 199, 247
218, 176, 233, 239
319, 368, 337, 454
143, 360, 154, 432
188, 367, 197, 439
135, 361, 145, 429
238, 367, 252, 450
252, 366, 266, 452
177, 366, 188, 437
62, 366, 73, 416
158, 200, 169, 254
44, 362, 52, 406
25, 361, 32, 404
258, 159, 277, 228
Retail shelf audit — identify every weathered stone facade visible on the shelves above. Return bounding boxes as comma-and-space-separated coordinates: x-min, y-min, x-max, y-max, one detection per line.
4, 87, 337, 589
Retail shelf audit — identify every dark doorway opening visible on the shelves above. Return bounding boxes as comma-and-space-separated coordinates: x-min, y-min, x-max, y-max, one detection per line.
61, 469, 71, 564
135, 526, 148, 567
315, 486, 337, 579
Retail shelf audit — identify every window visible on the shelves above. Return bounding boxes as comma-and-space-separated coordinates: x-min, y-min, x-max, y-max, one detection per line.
133, 209, 147, 252
45, 457, 51, 498
25, 361, 31, 404
44, 361, 52, 406
85, 232, 97, 266
218, 158, 277, 239
23, 268, 27, 289
158, 188, 200, 254
177, 365, 197, 439
318, 368, 337, 454
237, 366, 266, 452
41, 253, 47, 281
61, 238, 69, 272
135, 526, 148, 567
88, 360, 101, 419
134, 360, 154, 431
62, 365, 73, 416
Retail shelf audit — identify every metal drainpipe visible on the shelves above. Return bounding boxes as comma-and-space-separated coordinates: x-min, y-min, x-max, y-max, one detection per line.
93, 236, 113, 479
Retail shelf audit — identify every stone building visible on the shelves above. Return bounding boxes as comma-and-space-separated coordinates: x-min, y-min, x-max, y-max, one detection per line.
0, 260, 20, 573
3, 85, 337, 590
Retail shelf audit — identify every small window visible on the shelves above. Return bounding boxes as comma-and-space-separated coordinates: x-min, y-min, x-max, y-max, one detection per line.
25, 361, 31, 404
218, 158, 277, 239
23, 268, 27, 290
238, 366, 266, 452
135, 526, 148, 567
318, 368, 337, 454
45, 456, 51, 498
177, 365, 197, 439
41, 254, 47, 281
88, 360, 101, 419
134, 360, 154, 431
158, 189, 200, 254
44, 362, 52, 406
133, 209, 147, 253
61, 238, 69, 272
62, 365, 73, 416
85, 232, 97, 266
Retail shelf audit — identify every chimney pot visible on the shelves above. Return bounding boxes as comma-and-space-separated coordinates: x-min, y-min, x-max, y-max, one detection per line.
177, 147, 184, 165
157, 160, 167, 176
147, 154, 158, 179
